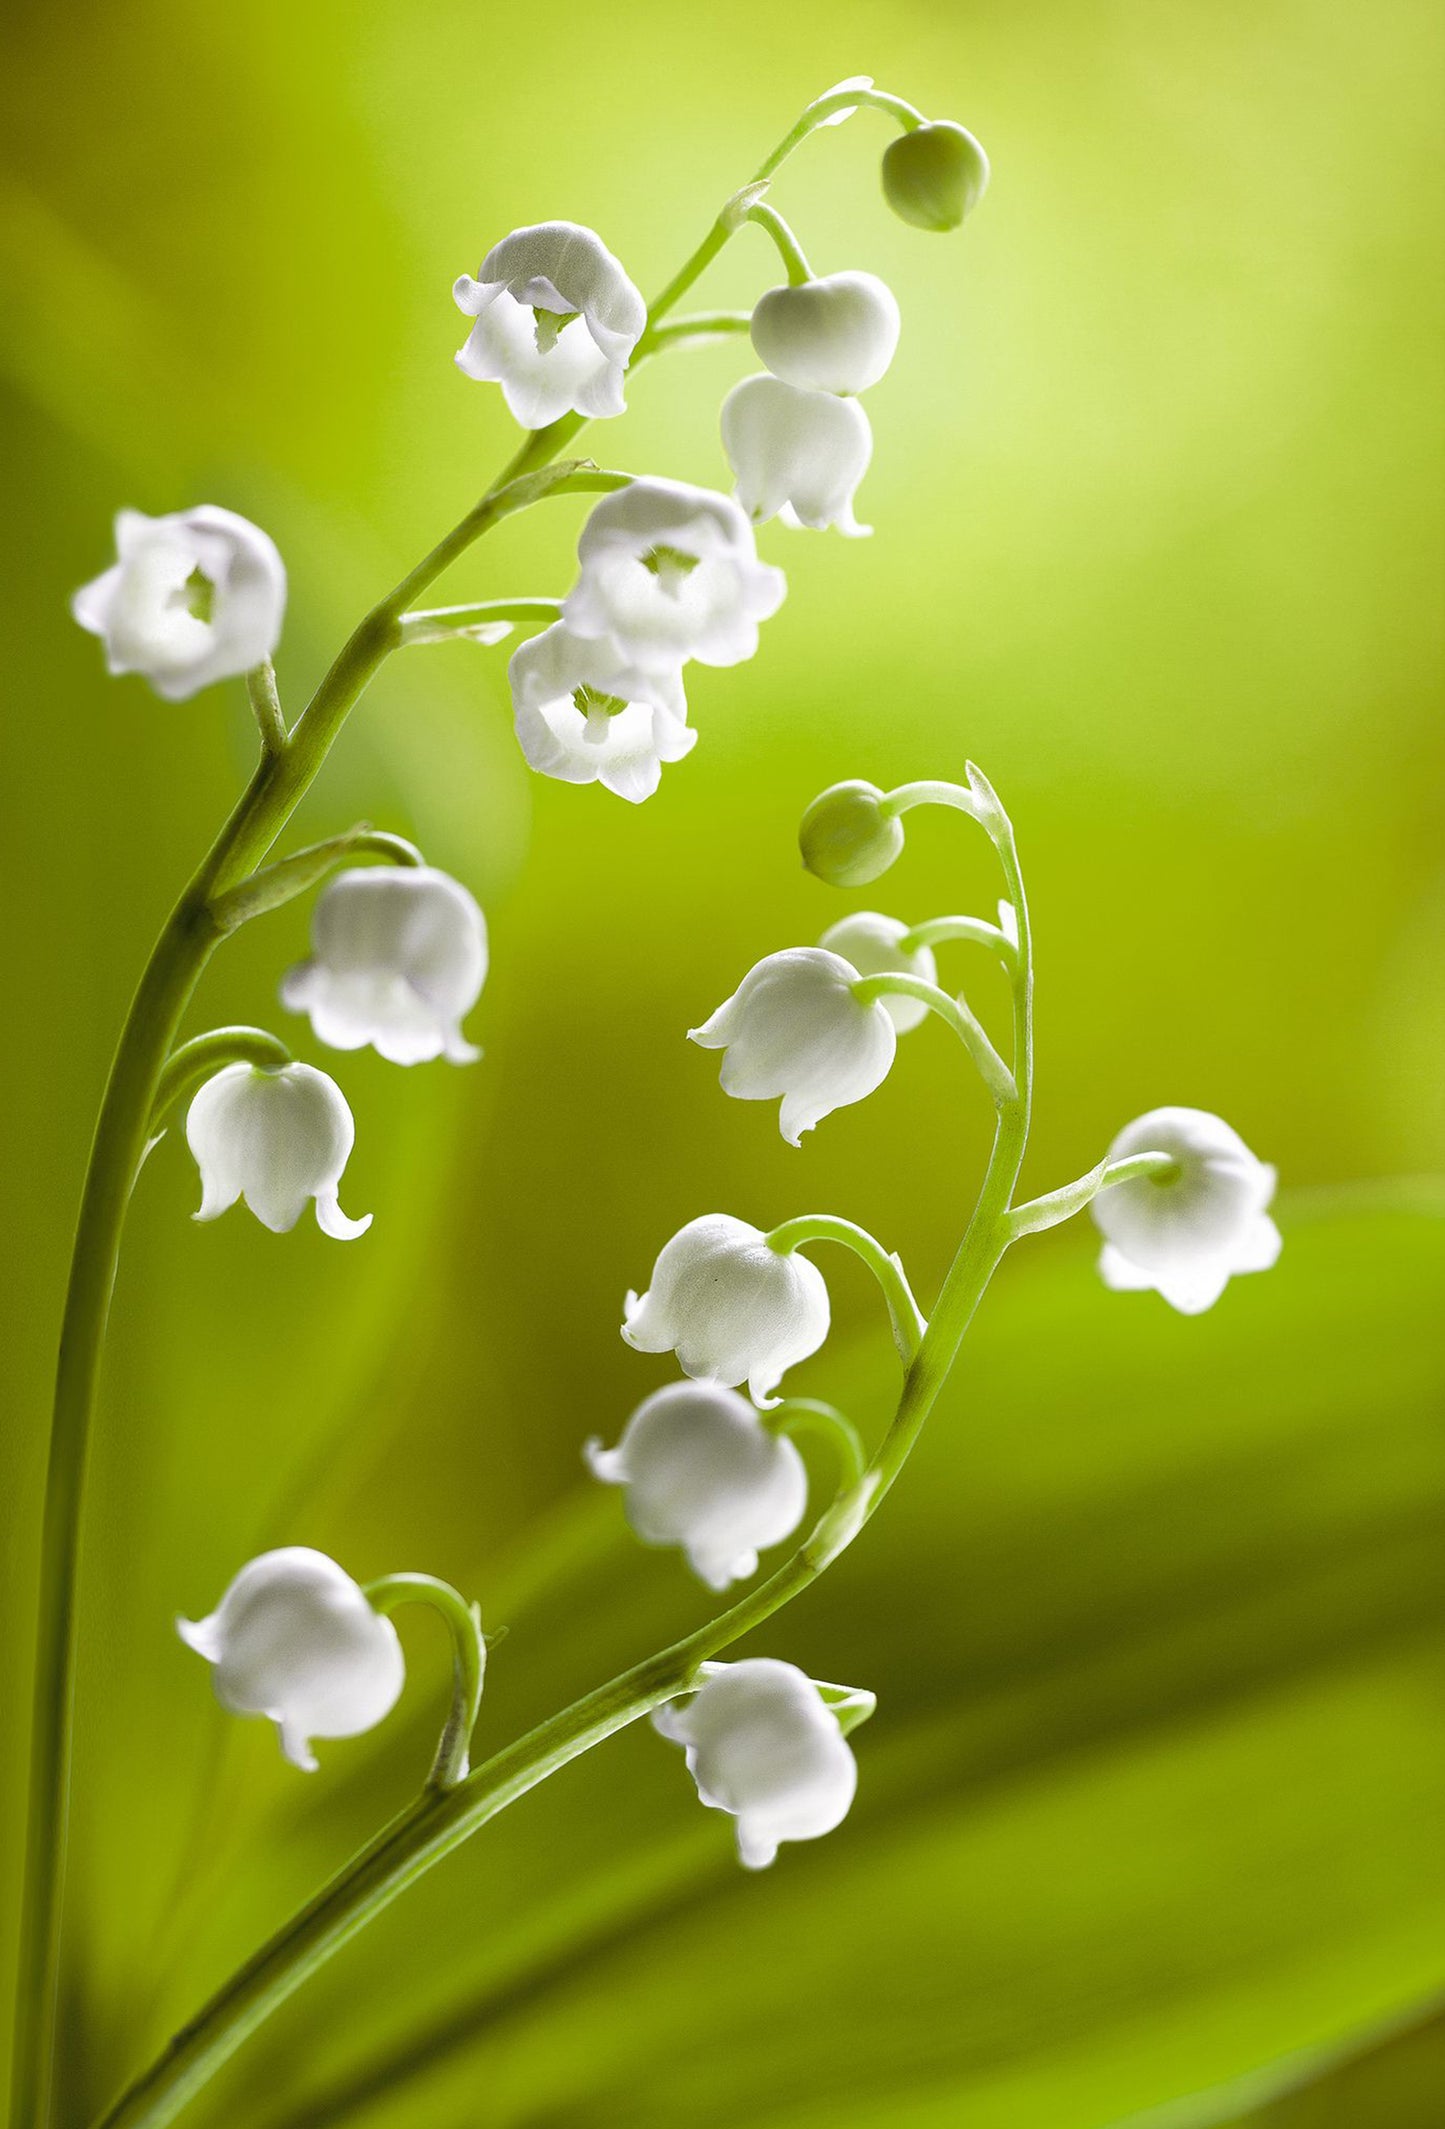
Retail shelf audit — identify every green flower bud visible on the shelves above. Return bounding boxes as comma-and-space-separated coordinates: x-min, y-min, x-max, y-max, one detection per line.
799, 781, 904, 887
881, 122, 990, 233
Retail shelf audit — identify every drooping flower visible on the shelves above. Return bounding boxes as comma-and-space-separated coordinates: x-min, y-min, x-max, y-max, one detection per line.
508, 622, 695, 802
453, 221, 646, 427
1092, 1106, 1281, 1315
623, 1214, 829, 1407
71, 505, 285, 701
282, 866, 487, 1065
749, 270, 901, 396
586, 1381, 808, 1589
721, 377, 873, 537
817, 911, 938, 1033
178, 1547, 404, 1770
690, 947, 896, 1145
653, 1658, 859, 1868
563, 478, 786, 673
185, 1063, 371, 1239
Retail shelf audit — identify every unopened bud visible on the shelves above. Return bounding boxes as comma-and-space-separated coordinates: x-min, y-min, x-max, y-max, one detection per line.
882, 121, 989, 233
799, 780, 903, 887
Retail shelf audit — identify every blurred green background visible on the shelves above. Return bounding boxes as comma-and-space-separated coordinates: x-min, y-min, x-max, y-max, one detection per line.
2, 0, 1443, 2122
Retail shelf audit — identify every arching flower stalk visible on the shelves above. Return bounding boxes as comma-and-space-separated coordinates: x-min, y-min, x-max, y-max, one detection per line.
18, 77, 1285, 2129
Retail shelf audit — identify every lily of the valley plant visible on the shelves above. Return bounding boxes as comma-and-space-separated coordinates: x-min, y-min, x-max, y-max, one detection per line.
11, 77, 1280, 2129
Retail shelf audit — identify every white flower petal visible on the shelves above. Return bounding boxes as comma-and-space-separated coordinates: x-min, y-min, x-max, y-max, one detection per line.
750, 271, 900, 396
652, 1659, 859, 1868
185, 1063, 370, 1240
622, 1214, 830, 1406
817, 912, 937, 1033
282, 867, 487, 1066
722, 376, 873, 536
1093, 1107, 1279, 1312
587, 1381, 807, 1589
563, 478, 785, 673
453, 221, 644, 424
178, 1547, 404, 1770
691, 946, 897, 1143
72, 505, 285, 701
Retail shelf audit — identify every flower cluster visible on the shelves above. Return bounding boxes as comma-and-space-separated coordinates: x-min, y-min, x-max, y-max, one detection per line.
63, 75, 1286, 2012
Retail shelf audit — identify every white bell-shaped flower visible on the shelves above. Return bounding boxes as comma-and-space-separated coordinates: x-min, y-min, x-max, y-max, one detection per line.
72, 505, 285, 702
653, 1658, 858, 1869
586, 1381, 808, 1589
690, 947, 896, 1146
563, 478, 786, 674
282, 866, 487, 1065
185, 1062, 371, 1239
623, 1214, 829, 1407
508, 622, 695, 802
178, 1547, 404, 1771
749, 271, 901, 396
1093, 1106, 1281, 1315
453, 221, 646, 427
818, 912, 938, 1034
722, 377, 873, 537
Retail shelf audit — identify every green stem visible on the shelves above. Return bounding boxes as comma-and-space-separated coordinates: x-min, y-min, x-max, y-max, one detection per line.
397, 597, 562, 647
208, 827, 423, 935
364, 1576, 486, 1791
901, 913, 1016, 969
742, 202, 814, 285
148, 1028, 293, 1134
9, 430, 594, 2129
245, 661, 288, 756
766, 1398, 868, 1492
69, 85, 953, 2129
631, 311, 752, 364
92, 786, 1035, 2129
642, 82, 923, 329
851, 972, 1016, 1109
764, 1212, 926, 1365
1006, 1150, 1178, 1241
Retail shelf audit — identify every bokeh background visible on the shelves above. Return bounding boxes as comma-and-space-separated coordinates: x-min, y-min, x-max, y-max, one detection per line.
2, 0, 1443, 2123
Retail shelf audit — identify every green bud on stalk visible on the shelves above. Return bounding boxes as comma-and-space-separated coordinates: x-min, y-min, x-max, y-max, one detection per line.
882, 121, 990, 232
799, 780, 904, 886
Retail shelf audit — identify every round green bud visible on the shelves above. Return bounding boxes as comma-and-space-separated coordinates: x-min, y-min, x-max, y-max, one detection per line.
881, 122, 990, 233
799, 781, 905, 888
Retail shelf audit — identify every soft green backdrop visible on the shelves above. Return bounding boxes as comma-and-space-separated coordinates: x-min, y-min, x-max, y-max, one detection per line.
2, 0, 1442, 2123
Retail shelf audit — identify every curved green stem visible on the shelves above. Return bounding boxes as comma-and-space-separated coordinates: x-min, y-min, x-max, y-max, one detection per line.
92, 776, 1035, 2129
631, 311, 752, 364
766, 1398, 868, 1492
742, 202, 814, 285
1006, 1150, 1178, 1241
208, 827, 423, 936
852, 972, 1016, 1109
67, 84, 963, 2129
397, 597, 562, 647
764, 1212, 926, 1366
364, 1576, 486, 1791
148, 1028, 293, 1135
902, 913, 1016, 970
642, 81, 923, 328
9, 434, 601, 2129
